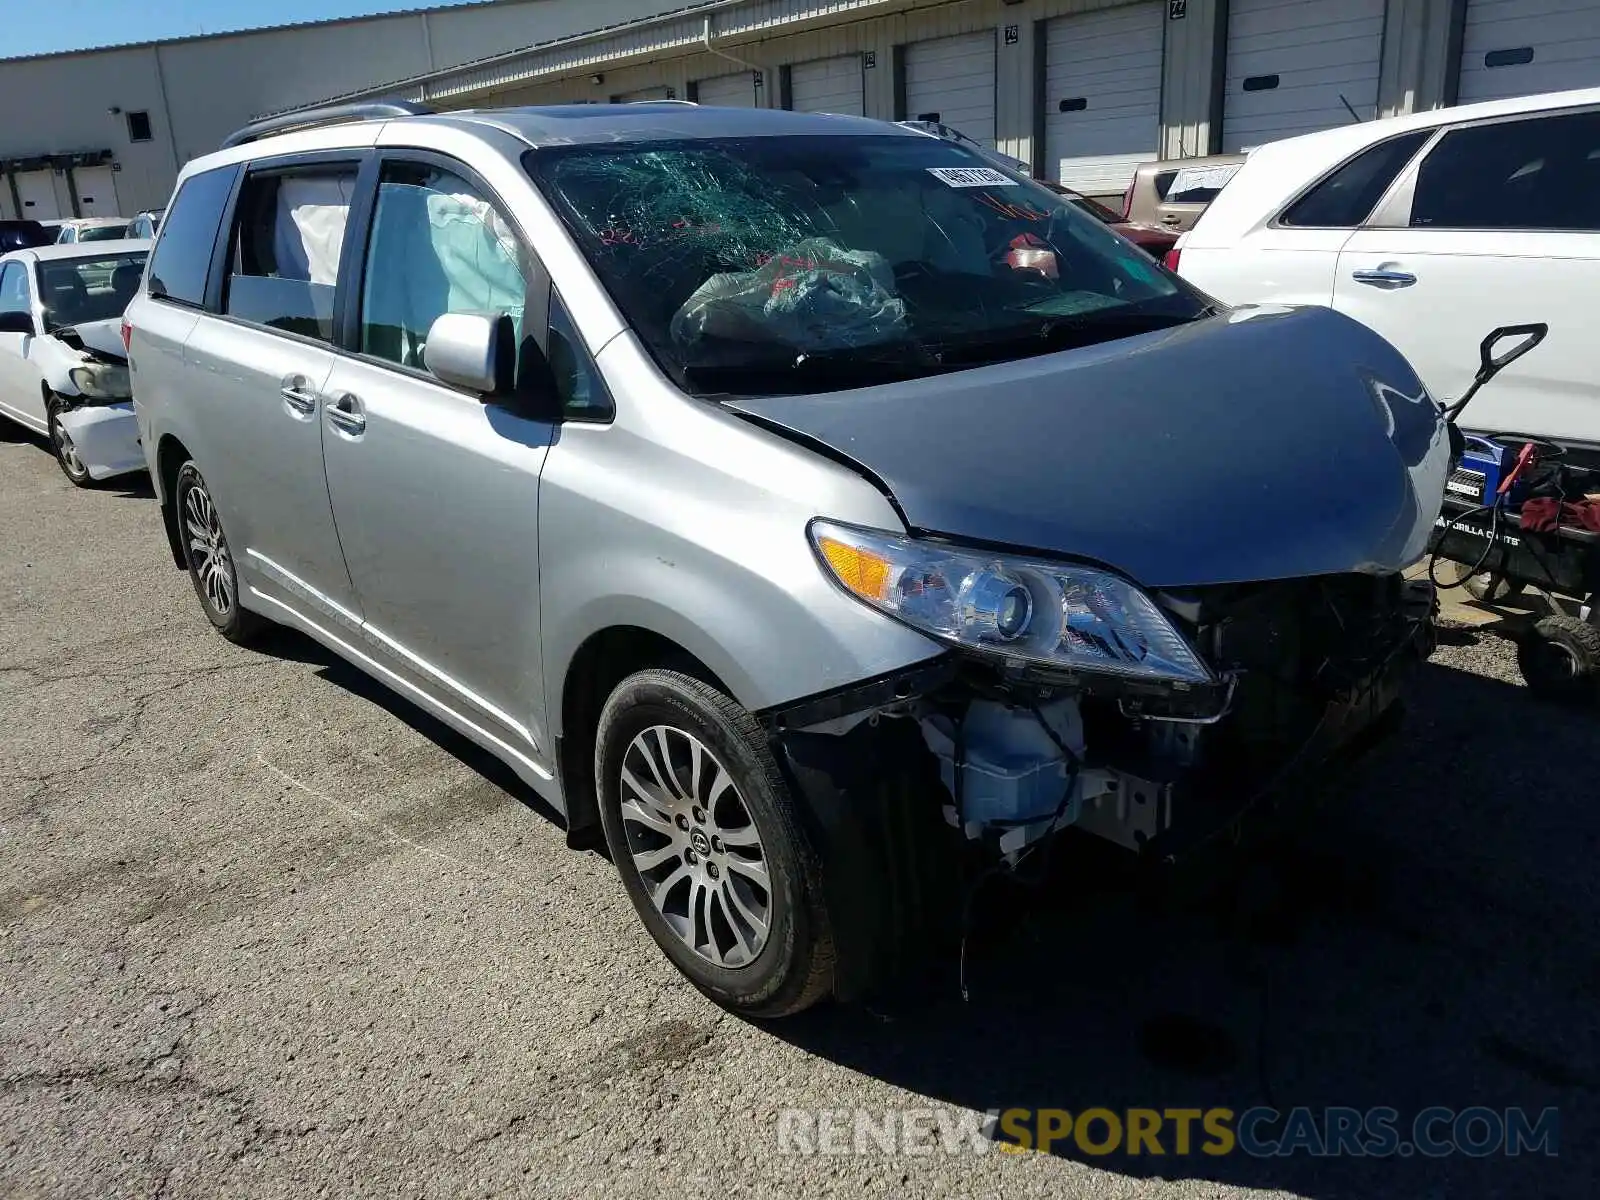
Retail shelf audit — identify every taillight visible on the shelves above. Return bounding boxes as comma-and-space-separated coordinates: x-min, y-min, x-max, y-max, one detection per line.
120, 317, 132, 352
1119, 180, 1135, 221
1162, 248, 1182, 272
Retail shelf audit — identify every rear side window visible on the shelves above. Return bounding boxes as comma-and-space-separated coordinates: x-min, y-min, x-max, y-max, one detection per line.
225, 166, 358, 343
1280, 130, 1432, 228
147, 164, 237, 307
1410, 110, 1600, 231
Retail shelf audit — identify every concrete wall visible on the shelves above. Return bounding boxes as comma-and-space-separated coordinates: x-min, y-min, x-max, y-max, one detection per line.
0, 0, 687, 215
2, 0, 1483, 216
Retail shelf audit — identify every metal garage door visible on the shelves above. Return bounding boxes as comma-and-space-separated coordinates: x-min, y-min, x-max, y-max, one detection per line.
694, 72, 758, 107
72, 166, 119, 218
904, 31, 997, 147
1223, 0, 1386, 151
790, 54, 864, 115
1044, 3, 1164, 195
15, 170, 62, 220
1459, 0, 1600, 103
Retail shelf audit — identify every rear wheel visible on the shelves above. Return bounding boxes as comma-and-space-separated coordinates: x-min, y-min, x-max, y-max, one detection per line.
174, 461, 266, 645
595, 669, 834, 1018
46, 398, 92, 488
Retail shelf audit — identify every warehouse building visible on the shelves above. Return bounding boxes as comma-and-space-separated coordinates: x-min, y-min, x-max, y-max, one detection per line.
4, 0, 1598, 219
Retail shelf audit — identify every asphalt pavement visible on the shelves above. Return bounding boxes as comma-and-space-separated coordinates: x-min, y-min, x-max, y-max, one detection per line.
1, 424, 1594, 1199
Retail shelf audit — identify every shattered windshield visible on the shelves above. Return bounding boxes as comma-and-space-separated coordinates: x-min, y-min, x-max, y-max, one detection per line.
525, 134, 1209, 395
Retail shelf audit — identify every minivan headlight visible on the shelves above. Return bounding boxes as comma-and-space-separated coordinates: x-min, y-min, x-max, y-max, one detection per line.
810, 520, 1212, 684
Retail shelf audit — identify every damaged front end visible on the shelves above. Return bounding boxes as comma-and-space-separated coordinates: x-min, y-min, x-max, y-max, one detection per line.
49, 323, 143, 481
768, 569, 1433, 869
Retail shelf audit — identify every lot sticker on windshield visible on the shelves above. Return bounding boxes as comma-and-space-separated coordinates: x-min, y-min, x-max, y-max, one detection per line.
927, 166, 1018, 188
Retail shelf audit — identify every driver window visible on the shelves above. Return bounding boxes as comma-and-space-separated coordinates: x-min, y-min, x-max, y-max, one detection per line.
359, 161, 533, 373
0, 262, 32, 320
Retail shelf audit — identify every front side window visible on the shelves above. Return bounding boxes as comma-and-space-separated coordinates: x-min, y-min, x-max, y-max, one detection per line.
225, 166, 358, 343
358, 161, 533, 372
526, 134, 1207, 395
1280, 131, 1433, 228
1411, 110, 1600, 231
148, 164, 238, 307
547, 289, 613, 421
0, 262, 32, 321
38, 253, 148, 330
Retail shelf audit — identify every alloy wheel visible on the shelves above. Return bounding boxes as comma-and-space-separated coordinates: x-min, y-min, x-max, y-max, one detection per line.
50, 413, 87, 480
618, 724, 772, 968
184, 480, 235, 617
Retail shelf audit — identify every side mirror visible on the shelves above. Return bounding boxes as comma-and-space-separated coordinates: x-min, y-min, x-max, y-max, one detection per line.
0, 310, 35, 335
1476, 323, 1547, 386
423, 312, 515, 396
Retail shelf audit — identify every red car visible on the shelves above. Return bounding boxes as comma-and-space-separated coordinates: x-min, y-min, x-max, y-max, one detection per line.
1040, 182, 1177, 259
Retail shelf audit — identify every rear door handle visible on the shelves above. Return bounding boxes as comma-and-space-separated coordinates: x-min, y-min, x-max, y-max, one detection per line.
1351, 268, 1417, 288
1160, 214, 1182, 226
326, 392, 366, 437
279, 374, 319, 416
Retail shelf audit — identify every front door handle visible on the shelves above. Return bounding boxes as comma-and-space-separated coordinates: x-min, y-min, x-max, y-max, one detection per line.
280, 374, 319, 416
1160, 214, 1182, 226
326, 392, 366, 436
1351, 267, 1417, 289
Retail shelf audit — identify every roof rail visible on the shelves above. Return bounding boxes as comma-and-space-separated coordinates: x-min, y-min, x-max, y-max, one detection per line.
220, 101, 433, 150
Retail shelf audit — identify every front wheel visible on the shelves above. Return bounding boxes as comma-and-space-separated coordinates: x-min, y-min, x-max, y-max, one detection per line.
174, 462, 266, 645
46, 399, 93, 488
595, 669, 835, 1018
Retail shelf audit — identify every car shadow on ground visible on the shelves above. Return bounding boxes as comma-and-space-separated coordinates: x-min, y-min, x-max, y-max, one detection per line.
245, 623, 1594, 1197
246, 623, 568, 832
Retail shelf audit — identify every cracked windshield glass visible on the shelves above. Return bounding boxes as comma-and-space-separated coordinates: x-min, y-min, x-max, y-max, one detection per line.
528, 133, 1209, 394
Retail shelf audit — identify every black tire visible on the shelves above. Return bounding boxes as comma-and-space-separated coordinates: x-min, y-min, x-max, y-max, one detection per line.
173, 461, 267, 645
1464, 572, 1524, 603
1517, 614, 1600, 704
595, 669, 835, 1018
46, 398, 94, 488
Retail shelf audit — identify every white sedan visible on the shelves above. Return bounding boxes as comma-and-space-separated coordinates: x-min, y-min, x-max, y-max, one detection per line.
0, 239, 149, 485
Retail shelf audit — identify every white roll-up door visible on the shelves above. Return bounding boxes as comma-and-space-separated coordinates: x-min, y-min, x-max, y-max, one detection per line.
790, 55, 864, 115
695, 72, 758, 107
73, 166, 120, 217
1223, 0, 1386, 151
1044, 3, 1164, 195
1459, 0, 1600, 103
15, 171, 62, 220
904, 30, 997, 147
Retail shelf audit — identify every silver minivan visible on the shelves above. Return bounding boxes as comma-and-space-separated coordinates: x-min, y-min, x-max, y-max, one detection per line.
128, 102, 1446, 1016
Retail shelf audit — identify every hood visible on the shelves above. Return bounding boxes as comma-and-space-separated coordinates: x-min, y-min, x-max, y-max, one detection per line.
726, 305, 1450, 589
59, 317, 128, 362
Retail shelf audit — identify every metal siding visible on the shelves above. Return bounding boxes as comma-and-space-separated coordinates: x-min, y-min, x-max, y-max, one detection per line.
1044, 2, 1164, 192
1223, 0, 1388, 150
1459, 0, 1600, 102
695, 71, 760, 106
904, 29, 998, 146
789, 54, 865, 113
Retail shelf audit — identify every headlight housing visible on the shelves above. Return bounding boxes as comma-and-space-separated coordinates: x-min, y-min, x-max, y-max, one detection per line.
810, 520, 1212, 685
68, 362, 131, 401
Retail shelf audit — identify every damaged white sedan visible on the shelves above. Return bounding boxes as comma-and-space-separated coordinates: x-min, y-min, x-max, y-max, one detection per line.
0, 240, 149, 486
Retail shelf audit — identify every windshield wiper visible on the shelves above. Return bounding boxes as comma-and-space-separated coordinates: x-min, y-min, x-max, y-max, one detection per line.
683, 344, 943, 394
931, 309, 1200, 366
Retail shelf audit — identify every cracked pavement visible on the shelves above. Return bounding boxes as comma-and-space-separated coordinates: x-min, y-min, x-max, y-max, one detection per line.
1, 425, 1595, 1198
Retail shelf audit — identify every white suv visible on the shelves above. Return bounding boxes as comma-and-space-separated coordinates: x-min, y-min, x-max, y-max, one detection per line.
1174, 86, 1600, 450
